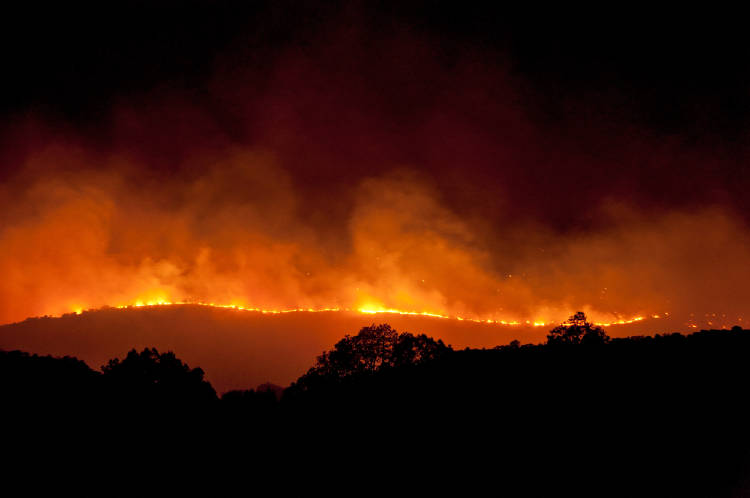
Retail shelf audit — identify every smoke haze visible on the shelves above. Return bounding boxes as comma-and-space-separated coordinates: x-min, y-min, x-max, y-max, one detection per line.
1, 4, 749, 330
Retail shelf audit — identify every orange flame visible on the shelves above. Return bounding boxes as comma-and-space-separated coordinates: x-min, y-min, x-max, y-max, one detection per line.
63, 298, 665, 328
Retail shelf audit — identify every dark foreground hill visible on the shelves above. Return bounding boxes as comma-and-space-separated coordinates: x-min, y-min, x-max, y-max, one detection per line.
3, 324, 750, 496
0, 304, 696, 392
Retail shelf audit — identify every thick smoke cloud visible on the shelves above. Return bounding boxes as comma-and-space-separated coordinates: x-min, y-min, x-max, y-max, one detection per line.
1, 11, 749, 329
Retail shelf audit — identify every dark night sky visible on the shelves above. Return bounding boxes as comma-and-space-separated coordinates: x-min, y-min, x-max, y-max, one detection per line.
0, 2, 748, 326
4, 3, 750, 210
4, 3, 750, 132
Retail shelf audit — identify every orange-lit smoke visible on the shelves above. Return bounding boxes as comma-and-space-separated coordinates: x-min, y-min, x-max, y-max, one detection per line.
1, 26, 749, 332
1, 141, 748, 330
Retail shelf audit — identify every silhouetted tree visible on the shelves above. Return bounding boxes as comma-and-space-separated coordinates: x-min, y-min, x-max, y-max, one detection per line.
102, 348, 217, 405
547, 312, 609, 346
221, 383, 283, 413
392, 329, 451, 367
295, 324, 451, 386
255, 382, 285, 400
1, 350, 100, 408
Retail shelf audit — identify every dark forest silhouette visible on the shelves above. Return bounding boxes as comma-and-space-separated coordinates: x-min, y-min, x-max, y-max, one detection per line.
3, 313, 750, 496
547, 311, 610, 345
291, 323, 451, 389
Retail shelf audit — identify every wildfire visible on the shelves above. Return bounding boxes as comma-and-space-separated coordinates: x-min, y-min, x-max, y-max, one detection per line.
117, 301, 342, 314
60, 293, 748, 330
57, 299, 670, 328
52, 298, 745, 331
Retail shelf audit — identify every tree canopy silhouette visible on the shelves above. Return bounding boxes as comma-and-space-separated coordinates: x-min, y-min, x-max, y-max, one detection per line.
101, 347, 217, 405
1, 350, 100, 408
295, 323, 451, 386
546, 311, 609, 345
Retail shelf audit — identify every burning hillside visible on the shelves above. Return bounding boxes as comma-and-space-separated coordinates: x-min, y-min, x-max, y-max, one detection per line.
0, 303, 726, 392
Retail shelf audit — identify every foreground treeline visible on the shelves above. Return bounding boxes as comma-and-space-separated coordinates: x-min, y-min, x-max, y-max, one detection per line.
3, 314, 750, 495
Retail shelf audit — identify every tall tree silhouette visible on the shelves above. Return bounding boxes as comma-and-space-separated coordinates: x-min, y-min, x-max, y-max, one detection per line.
547, 312, 609, 345
102, 348, 217, 405
295, 324, 451, 386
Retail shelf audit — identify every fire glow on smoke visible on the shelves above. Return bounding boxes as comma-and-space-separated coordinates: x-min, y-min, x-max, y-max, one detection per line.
2, 149, 748, 332
2, 27, 750, 332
